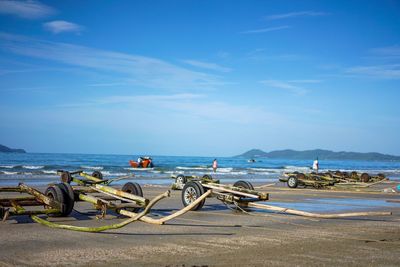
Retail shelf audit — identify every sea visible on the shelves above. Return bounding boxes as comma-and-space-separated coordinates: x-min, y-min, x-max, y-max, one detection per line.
1, 153, 400, 186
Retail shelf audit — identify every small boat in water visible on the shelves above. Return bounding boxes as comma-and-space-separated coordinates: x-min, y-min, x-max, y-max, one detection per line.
129, 156, 154, 168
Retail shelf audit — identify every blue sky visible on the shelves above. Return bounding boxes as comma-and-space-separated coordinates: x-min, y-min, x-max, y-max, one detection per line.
0, 0, 399, 156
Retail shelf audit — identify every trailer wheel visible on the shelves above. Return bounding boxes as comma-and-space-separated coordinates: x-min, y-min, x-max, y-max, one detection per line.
175, 174, 187, 187
350, 171, 358, 178
92, 171, 103, 180
233, 180, 254, 190
57, 183, 75, 216
0, 206, 5, 221
287, 176, 299, 188
342, 172, 349, 178
61, 171, 72, 184
335, 171, 342, 176
360, 173, 370, 183
121, 182, 143, 212
45, 185, 68, 217
181, 181, 205, 211
202, 174, 212, 180
377, 173, 385, 179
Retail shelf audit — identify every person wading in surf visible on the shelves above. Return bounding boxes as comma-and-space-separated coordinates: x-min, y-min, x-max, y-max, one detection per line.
212, 159, 218, 173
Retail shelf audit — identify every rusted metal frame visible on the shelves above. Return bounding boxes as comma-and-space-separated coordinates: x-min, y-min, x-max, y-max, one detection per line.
203, 183, 269, 200
78, 192, 140, 210
73, 172, 149, 206
30, 190, 170, 232
0, 187, 24, 192
18, 183, 61, 209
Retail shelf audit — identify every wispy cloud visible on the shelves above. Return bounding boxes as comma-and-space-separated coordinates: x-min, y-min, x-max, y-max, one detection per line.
0, 0, 55, 19
182, 59, 232, 72
260, 80, 309, 95
240, 25, 290, 34
345, 64, 400, 79
0, 32, 224, 91
265, 11, 327, 20
288, 79, 322, 84
60, 93, 283, 125
370, 45, 400, 58
43, 20, 84, 34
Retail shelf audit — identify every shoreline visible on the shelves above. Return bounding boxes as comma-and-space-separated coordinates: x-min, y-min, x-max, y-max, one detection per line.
1, 185, 399, 266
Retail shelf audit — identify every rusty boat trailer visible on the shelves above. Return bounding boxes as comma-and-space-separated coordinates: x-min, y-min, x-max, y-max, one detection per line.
180, 180, 392, 219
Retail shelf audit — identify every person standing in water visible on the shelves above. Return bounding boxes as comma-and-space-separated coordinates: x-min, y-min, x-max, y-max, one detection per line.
212, 159, 218, 173
312, 157, 319, 173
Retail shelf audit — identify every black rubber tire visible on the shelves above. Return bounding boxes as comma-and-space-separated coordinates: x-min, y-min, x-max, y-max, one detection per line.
202, 174, 212, 180
342, 172, 349, 178
360, 173, 370, 183
121, 182, 143, 212
57, 183, 74, 216
351, 171, 358, 178
233, 180, 254, 190
92, 171, 103, 180
181, 181, 205, 211
287, 176, 299, 188
377, 173, 385, 179
45, 185, 68, 217
0, 206, 4, 221
175, 174, 187, 186
60, 171, 72, 184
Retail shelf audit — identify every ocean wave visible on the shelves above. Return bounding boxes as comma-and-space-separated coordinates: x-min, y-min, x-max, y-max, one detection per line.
0, 165, 16, 169
81, 166, 104, 170
42, 170, 58, 174
101, 171, 128, 177
1, 171, 18, 175
249, 168, 281, 173
123, 167, 154, 171
176, 166, 211, 170
23, 165, 44, 170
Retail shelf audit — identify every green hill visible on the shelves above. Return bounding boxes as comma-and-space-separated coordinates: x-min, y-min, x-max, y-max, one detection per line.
236, 149, 400, 161
0, 144, 26, 153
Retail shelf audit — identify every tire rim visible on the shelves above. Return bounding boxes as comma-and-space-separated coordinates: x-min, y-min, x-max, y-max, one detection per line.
184, 187, 197, 204
177, 177, 184, 185
288, 178, 295, 187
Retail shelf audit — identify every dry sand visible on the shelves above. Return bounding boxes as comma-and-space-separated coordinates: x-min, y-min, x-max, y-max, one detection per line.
0, 184, 399, 266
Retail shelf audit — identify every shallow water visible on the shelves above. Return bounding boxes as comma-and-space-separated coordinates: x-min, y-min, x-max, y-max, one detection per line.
259, 198, 399, 213
1, 153, 400, 186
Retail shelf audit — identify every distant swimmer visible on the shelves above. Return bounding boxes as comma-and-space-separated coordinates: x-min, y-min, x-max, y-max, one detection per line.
248, 159, 256, 163
212, 159, 218, 173
312, 158, 319, 173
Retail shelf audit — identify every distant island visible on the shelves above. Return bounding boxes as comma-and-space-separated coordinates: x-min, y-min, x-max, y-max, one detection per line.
0, 144, 26, 153
236, 149, 400, 161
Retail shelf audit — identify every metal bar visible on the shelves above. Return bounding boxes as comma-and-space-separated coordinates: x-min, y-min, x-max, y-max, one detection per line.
18, 183, 61, 209
203, 183, 268, 200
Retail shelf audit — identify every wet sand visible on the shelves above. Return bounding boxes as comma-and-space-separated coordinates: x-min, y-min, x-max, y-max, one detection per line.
0, 184, 399, 266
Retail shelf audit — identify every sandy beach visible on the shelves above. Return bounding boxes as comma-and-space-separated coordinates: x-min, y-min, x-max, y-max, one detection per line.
1, 184, 399, 267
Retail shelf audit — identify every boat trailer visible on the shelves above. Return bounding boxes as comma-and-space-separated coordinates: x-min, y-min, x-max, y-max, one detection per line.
179, 180, 392, 218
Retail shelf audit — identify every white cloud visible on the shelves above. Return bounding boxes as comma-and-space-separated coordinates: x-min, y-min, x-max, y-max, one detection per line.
370, 45, 400, 58
345, 64, 400, 79
0, 32, 224, 91
260, 80, 308, 95
182, 59, 232, 72
265, 11, 327, 20
0, 0, 55, 19
240, 25, 290, 34
43, 20, 83, 34
289, 79, 322, 84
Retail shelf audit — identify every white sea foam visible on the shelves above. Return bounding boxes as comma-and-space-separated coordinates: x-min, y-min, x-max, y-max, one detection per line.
81, 166, 104, 170
123, 167, 154, 171
176, 166, 211, 170
2, 171, 18, 175
0, 165, 16, 169
249, 168, 280, 173
42, 170, 57, 174
23, 165, 44, 169
216, 167, 233, 173
101, 171, 128, 176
